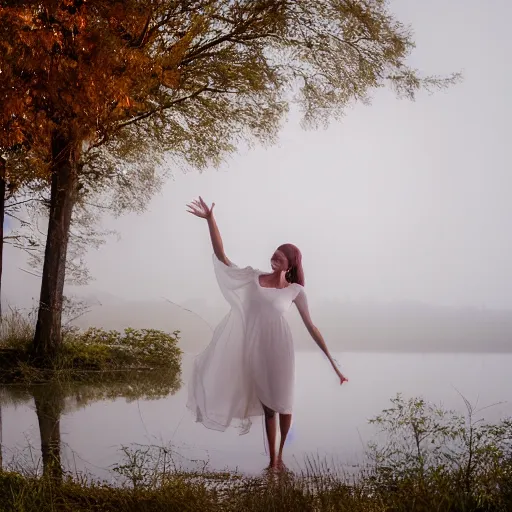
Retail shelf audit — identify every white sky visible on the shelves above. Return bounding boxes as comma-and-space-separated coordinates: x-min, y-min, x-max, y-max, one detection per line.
5, 0, 512, 311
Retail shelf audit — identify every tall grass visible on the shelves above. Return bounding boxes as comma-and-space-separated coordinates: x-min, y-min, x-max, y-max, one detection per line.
1, 394, 511, 511
0, 307, 36, 352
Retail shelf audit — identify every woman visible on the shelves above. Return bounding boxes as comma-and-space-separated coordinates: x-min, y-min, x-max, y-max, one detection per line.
186, 197, 348, 472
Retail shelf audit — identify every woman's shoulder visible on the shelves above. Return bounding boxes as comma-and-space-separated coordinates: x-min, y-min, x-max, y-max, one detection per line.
291, 282, 305, 298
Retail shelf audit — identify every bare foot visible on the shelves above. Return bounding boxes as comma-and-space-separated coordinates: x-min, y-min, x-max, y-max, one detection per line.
265, 460, 279, 472
276, 459, 288, 473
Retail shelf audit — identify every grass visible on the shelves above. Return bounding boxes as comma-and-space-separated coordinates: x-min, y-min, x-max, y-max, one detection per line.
0, 309, 182, 384
1, 394, 511, 511
1, 456, 511, 512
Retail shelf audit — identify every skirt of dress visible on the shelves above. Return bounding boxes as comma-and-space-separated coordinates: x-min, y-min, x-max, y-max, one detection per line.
186, 255, 296, 434
245, 309, 295, 416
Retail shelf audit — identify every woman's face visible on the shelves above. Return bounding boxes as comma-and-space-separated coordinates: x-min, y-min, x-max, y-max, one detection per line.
270, 249, 289, 272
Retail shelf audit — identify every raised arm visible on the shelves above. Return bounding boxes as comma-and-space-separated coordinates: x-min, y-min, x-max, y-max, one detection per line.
186, 197, 230, 266
294, 289, 348, 385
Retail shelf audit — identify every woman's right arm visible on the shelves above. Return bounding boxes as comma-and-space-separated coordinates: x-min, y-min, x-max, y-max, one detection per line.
187, 197, 230, 266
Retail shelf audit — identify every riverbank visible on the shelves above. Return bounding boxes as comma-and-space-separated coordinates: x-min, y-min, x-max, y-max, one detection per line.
1, 459, 511, 512
0, 310, 182, 384
2, 393, 511, 511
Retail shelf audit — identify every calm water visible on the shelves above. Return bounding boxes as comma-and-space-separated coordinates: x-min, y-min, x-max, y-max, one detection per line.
1, 352, 511, 479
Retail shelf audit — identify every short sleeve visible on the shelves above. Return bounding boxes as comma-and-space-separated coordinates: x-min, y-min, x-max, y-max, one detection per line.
188, 256, 260, 435
212, 254, 258, 312
293, 285, 308, 310
213, 254, 257, 287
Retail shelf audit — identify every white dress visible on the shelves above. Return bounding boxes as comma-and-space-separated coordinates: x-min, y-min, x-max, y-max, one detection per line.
187, 254, 308, 434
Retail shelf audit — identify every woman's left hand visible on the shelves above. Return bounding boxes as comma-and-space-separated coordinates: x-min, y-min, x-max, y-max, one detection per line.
336, 369, 348, 385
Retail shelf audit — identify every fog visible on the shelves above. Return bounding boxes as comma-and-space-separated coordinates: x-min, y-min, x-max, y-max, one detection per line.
4, 0, 512, 350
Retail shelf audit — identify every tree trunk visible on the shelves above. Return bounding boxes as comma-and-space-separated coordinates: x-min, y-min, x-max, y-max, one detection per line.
34, 387, 64, 482
0, 156, 6, 320
0, 404, 3, 470
32, 132, 78, 362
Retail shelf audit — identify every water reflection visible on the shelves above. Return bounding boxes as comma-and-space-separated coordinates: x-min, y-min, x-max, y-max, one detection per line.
1, 353, 511, 478
35, 385, 64, 480
0, 369, 182, 480
0, 403, 3, 469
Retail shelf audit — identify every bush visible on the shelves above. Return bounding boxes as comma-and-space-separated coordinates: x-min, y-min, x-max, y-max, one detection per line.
61, 327, 182, 372
367, 393, 512, 511
0, 310, 182, 384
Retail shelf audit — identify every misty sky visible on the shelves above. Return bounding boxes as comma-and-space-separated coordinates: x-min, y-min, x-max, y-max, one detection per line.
5, 0, 512, 312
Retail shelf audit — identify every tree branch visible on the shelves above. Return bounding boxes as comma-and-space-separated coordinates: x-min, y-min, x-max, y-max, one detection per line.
5, 212, 31, 225
181, 12, 263, 65
113, 85, 210, 132
19, 267, 42, 278
131, 9, 153, 48
85, 85, 209, 152
5, 197, 45, 209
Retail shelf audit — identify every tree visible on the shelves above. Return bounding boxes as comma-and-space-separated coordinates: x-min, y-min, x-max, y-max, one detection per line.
2, 198, 107, 333
0, 402, 2, 469
0, 157, 5, 319
0, 1, 460, 361
0, 58, 60, 317
0, 154, 47, 319
0, 24, 55, 317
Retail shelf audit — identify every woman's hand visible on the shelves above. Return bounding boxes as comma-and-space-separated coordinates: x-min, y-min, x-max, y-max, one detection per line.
186, 196, 215, 219
187, 196, 228, 264
335, 368, 348, 385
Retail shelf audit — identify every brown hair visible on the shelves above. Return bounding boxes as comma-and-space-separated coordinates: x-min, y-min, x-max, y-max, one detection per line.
277, 243, 305, 286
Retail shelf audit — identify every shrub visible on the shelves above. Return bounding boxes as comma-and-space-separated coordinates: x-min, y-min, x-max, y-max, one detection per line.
367, 393, 512, 510
61, 327, 182, 372
0, 310, 182, 384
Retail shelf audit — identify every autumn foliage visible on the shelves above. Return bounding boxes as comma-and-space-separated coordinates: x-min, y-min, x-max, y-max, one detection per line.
0, 2, 195, 160
0, 1, 459, 359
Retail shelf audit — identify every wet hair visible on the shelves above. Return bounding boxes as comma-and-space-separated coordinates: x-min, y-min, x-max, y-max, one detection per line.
277, 243, 305, 286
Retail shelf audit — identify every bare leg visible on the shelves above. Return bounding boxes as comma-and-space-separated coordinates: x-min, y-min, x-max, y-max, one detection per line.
277, 413, 292, 470
262, 404, 278, 469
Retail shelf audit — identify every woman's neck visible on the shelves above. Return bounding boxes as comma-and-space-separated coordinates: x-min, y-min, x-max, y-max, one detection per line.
268, 270, 288, 287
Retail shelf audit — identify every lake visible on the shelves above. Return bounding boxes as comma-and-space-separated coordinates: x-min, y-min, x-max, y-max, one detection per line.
1, 351, 511, 480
